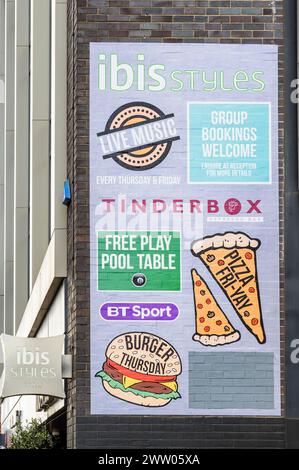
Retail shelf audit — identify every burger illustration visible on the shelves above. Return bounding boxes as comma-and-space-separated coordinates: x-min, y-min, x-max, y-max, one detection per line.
95, 332, 182, 407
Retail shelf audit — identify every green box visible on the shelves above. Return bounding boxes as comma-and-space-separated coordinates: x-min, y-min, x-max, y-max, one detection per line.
97, 230, 181, 291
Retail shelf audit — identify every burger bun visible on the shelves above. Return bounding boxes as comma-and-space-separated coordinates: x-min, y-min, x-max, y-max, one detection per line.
106, 332, 182, 377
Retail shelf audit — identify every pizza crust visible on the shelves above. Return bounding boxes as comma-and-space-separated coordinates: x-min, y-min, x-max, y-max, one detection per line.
191, 232, 260, 255
193, 331, 240, 347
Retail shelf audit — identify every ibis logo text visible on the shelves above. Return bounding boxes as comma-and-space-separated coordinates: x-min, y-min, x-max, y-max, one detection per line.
17, 347, 50, 366
10, 347, 56, 379
97, 53, 265, 93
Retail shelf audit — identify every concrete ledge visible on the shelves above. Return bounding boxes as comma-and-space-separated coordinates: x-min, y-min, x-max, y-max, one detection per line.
17, 228, 67, 337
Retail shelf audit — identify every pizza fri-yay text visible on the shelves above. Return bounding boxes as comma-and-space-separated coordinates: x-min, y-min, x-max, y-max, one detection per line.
215, 249, 255, 311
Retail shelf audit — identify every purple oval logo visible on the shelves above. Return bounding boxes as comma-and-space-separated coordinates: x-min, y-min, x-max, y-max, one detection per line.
100, 302, 179, 321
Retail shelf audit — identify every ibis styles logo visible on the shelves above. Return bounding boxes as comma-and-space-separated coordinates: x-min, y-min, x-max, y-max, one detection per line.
97, 52, 265, 93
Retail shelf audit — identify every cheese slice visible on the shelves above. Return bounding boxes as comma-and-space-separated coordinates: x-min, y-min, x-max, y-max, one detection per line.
160, 381, 177, 392
122, 375, 177, 392
123, 376, 142, 389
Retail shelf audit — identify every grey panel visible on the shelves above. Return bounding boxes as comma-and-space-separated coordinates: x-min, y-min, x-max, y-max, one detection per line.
189, 352, 274, 410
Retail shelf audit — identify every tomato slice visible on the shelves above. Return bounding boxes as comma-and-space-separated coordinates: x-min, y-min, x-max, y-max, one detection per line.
107, 359, 176, 383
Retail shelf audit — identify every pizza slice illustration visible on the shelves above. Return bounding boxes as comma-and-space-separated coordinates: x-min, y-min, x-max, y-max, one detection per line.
191, 232, 266, 344
191, 269, 240, 347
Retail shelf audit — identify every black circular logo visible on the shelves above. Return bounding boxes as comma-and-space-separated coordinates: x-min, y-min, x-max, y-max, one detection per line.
104, 102, 175, 171
132, 273, 147, 287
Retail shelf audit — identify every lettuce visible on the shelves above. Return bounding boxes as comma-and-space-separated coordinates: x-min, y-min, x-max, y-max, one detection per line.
95, 370, 181, 400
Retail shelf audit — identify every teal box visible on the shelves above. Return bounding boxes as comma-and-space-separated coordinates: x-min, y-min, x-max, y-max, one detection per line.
188, 102, 271, 184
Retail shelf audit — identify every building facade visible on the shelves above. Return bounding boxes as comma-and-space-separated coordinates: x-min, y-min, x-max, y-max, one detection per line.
1, 0, 299, 449
0, 0, 68, 446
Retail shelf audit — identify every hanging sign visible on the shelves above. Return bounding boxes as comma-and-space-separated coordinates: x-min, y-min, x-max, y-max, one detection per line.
0, 334, 72, 399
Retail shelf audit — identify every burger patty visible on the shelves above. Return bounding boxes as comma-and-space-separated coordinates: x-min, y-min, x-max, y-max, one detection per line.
103, 361, 175, 394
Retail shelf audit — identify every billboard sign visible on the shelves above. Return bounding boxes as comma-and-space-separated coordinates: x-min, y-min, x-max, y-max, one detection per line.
90, 43, 280, 415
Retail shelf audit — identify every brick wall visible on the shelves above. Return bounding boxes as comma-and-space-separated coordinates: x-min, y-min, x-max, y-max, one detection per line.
66, 0, 285, 449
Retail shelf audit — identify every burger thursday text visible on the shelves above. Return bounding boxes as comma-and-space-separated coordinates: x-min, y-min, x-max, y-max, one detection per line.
118, 333, 176, 375
120, 352, 169, 375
